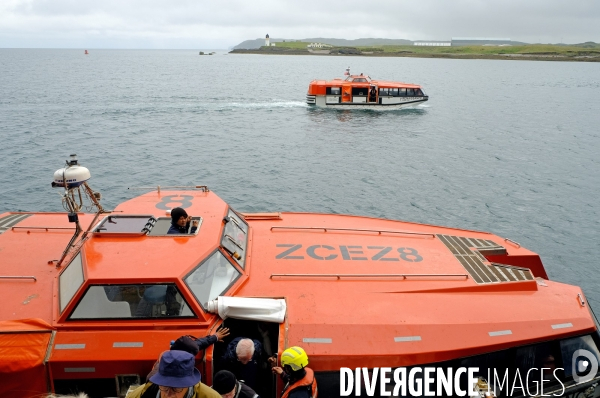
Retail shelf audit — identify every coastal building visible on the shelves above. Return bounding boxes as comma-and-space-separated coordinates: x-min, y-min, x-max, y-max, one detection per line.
307, 43, 332, 48
451, 37, 512, 46
265, 34, 270, 46
414, 41, 451, 46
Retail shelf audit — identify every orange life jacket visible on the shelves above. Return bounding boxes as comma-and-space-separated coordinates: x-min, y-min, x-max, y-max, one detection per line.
281, 367, 317, 398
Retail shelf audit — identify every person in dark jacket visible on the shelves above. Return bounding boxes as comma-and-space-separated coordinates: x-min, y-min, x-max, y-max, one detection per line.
218, 337, 264, 392
171, 328, 231, 353
212, 370, 259, 398
168, 207, 198, 234
146, 328, 230, 382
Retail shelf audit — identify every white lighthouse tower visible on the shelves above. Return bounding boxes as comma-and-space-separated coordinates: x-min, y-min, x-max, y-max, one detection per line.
265, 34, 270, 47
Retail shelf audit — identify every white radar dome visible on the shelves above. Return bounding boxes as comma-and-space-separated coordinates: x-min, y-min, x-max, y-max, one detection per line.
53, 165, 91, 188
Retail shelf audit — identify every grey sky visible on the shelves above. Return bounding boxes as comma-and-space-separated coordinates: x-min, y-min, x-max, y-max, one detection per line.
1, 0, 598, 48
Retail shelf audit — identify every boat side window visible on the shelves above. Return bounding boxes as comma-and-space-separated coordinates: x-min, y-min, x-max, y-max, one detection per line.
407, 88, 415, 96
326, 87, 341, 95
560, 335, 600, 381
351, 87, 368, 96
390, 88, 399, 96
354, 78, 367, 82
184, 250, 242, 311
515, 340, 564, 390
345, 77, 354, 82
379, 88, 389, 96
415, 88, 424, 96
221, 209, 248, 268
59, 253, 85, 313
68, 284, 195, 319
398, 88, 407, 96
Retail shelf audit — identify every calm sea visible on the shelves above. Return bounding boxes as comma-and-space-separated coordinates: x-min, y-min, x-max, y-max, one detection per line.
1, 49, 599, 308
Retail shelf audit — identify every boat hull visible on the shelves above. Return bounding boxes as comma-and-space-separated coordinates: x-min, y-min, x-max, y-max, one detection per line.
307, 94, 428, 110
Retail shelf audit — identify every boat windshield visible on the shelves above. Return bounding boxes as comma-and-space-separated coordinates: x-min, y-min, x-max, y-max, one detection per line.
184, 250, 241, 310
59, 253, 85, 313
345, 76, 372, 83
69, 284, 195, 319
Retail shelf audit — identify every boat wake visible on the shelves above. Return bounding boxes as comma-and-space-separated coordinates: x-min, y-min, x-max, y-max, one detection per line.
213, 101, 307, 110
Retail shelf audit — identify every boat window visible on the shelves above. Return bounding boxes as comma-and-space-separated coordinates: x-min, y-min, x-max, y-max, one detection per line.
345, 77, 353, 82
59, 253, 85, 313
314, 334, 600, 398
94, 215, 155, 235
146, 217, 202, 236
390, 88, 399, 96
379, 88, 389, 96
560, 335, 600, 380
326, 87, 341, 95
69, 284, 195, 319
515, 340, 564, 390
184, 250, 241, 311
407, 88, 415, 96
351, 87, 368, 96
354, 78, 368, 82
221, 209, 248, 268
415, 88, 424, 96
398, 88, 407, 96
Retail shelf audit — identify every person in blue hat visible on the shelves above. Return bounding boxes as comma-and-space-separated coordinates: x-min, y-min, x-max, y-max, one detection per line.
126, 350, 221, 398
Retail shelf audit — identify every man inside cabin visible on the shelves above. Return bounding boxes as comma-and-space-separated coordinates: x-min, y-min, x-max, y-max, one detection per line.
168, 207, 199, 234
218, 338, 264, 393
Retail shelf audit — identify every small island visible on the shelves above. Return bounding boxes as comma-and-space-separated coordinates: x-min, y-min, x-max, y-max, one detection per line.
230, 37, 600, 62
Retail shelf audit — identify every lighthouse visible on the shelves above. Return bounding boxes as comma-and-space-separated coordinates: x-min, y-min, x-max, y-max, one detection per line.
265, 34, 270, 47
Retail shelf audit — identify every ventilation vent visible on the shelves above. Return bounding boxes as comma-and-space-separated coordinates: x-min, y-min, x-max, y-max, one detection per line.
437, 234, 532, 284
0, 214, 31, 234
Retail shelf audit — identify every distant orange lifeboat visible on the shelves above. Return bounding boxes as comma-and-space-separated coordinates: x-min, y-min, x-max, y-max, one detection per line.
84, 50, 89, 55
307, 67, 428, 109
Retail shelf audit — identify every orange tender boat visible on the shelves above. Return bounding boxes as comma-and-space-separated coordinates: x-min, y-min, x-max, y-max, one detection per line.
306, 67, 428, 109
1, 155, 599, 398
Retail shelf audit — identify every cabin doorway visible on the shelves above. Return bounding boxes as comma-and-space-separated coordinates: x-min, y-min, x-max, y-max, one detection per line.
212, 318, 281, 398
341, 83, 352, 102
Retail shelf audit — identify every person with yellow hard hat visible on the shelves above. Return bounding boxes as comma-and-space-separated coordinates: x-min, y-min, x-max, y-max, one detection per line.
270, 346, 317, 398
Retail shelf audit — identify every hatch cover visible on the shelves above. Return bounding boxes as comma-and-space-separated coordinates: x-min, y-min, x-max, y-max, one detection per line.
437, 234, 533, 284
0, 214, 31, 235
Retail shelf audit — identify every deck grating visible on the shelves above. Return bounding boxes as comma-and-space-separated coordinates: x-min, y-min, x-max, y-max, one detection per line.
438, 234, 533, 284
0, 214, 31, 234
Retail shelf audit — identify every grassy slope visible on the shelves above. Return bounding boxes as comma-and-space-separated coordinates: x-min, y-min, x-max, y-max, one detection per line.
265, 42, 600, 56
375, 44, 600, 55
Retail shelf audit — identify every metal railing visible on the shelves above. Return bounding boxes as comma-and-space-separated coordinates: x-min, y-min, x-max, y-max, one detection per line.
270, 226, 435, 238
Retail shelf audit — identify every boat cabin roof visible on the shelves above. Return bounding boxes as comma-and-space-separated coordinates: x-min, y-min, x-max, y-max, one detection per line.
311, 75, 422, 88
0, 190, 594, 364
